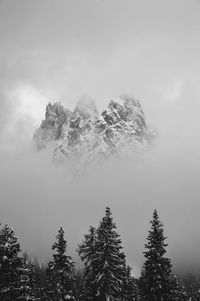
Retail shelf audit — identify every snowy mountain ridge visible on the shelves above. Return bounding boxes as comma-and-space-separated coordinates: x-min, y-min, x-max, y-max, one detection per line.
33, 94, 155, 169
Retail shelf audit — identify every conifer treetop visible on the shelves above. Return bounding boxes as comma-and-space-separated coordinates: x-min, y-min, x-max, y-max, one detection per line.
52, 226, 66, 255
78, 225, 96, 266
47, 226, 75, 300
51, 226, 74, 269
144, 209, 168, 257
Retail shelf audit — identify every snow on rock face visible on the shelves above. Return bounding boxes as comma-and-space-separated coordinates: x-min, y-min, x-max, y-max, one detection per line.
33, 102, 72, 150
33, 95, 155, 168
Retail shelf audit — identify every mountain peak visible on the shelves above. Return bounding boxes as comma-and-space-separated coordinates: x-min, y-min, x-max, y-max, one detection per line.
33, 95, 155, 169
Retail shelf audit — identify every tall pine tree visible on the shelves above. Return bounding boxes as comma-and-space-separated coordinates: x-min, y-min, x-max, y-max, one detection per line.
93, 207, 126, 301
140, 209, 174, 301
47, 227, 75, 301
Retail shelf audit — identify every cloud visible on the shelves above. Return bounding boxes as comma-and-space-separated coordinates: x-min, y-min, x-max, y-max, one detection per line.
162, 78, 183, 103
12, 85, 48, 123
0, 85, 48, 153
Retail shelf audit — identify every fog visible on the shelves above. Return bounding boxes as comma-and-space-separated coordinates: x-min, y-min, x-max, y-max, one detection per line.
0, 0, 200, 276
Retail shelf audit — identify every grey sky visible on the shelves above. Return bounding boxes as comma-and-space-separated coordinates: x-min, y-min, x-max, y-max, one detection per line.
0, 0, 200, 275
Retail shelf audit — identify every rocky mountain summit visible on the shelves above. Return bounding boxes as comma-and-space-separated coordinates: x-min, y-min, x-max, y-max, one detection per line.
33, 95, 154, 167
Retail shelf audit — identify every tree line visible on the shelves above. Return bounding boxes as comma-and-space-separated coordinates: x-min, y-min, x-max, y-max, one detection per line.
0, 207, 200, 300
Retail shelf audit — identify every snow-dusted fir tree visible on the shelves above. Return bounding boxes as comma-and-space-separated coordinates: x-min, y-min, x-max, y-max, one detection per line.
18, 253, 39, 301
78, 226, 97, 300
93, 207, 126, 301
0, 224, 22, 300
47, 227, 75, 301
140, 209, 174, 301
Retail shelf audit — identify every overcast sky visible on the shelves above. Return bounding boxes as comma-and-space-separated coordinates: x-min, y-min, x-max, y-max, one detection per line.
0, 0, 200, 275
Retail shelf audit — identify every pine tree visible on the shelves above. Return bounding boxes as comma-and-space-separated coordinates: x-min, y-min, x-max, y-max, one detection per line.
0, 224, 22, 300
47, 227, 75, 301
140, 209, 174, 301
77, 226, 97, 300
18, 253, 40, 301
93, 207, 126, 301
